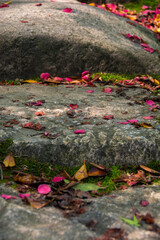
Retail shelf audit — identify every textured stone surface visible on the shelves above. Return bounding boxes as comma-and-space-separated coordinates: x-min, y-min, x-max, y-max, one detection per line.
1, 183, 160, 239
0, 84, 160, 167
0, 0, 160, 81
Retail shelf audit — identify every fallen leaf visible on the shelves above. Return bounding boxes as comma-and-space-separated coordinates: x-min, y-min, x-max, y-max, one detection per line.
120, 215, 140, 227
24, 197, 54, 209
94, 228, 126, 240
14, 173, 36, 185
73, 183, 104, 192
73, 162, 88, 181
23, 79, 38, 83
140, 165, 160, 174
38, 184, 51, 194
3, 153, 15, 167
88, 167, 107, 177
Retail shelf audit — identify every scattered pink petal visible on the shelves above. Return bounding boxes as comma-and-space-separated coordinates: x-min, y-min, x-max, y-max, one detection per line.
140, 200, 149, 207
69, 104, 78, 109
44, 131, 50, 136
1, 194, 16, 200
143, 116, 153, 120
149, 105, 159, 111
74, 129, 85, 134
146, 100, 156, 106
85, 90, 94, 93
24, 122, 33, 128
35, 111, 45, 116
54, 77, 63, 81
52, 176, 65, 183
127, 119, 138, 123
0, 3, 9, 8
38, 184, 51, 194
126, 33, 132, 38
102, 88, 113, 93
82, 75, 90, 81
106, 3, 117, 11
35, 3, 42, 6
142, 5, 150, 9
62, 8, 73, 13
143, 47, 154, 53
128, 181, 137, 186
103, 115, 114, 120
19, 193, 31, 199
82, 71, 89, 77
117, 121, 130, 124
65, 77, 72, 82
40, 73, 50, 80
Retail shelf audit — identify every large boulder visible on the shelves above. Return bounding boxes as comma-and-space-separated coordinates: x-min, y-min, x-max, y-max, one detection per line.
0, 0, 160, 81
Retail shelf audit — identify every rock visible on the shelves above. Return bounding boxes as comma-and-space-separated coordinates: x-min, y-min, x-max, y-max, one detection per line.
0, 84, 160, 166
0, 0, 160, 81
1, 183, 160, 239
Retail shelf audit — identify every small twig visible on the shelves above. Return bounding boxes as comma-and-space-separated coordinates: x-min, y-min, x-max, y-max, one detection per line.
0, 164, 3, 180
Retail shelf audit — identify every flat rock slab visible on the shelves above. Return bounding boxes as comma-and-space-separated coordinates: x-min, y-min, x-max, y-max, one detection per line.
0, 84, 160, 166
0, 0, 160, 81
1, 183, 160, 239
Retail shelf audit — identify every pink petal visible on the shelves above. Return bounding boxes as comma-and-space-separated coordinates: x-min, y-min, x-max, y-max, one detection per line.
143, 47, 154, 53
117, 121, 130, 124
103, 115, 114, 120
69, 104, 78, 109
140, 43, 149, 48
74, 129, 85, 134
35, 3, 42, 6
140, 200, 149, 207
62, 8, 73, 13
128, 181, 137, 186
40, 73, 50, 80
38, 184, 51, 194
1, 194, 16, 200
24, 122, 33, 128
0, 3, 9, 8
65, 77, 72, 82
81, 71, 89, 77
82, 75, 90, 81
146, 100, 155, 106
54, 77, 63, 81
127, 119, 138, 123
102, 88, 113, 93
19, 193, 31, 199
85, 90, 94, 93
126, 33, 132, 38
52, 176, 65, 183
35, 111, 45, 116
143, 116, 153, 120
44, 131, 50, 136
142, 5, 149, 9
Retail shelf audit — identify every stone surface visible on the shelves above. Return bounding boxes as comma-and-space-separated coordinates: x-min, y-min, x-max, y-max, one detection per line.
0, 0, 160, 81
1, 183, 160, 239
0, 84, 160, 167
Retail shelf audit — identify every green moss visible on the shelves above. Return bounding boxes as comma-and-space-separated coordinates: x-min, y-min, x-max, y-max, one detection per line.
0, 138, 13, 161
124, 0, 159, 12
91, 72, 136, 82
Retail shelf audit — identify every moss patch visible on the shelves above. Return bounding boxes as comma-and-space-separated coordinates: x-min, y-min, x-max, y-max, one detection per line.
124, 0, 159, 12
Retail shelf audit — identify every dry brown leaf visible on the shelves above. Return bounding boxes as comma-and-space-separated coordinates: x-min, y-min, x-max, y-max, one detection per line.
25, 197, 54, 209
73, 161, 88, 181
3, 153, 15, 167
88, 167, 107, 177
140, 165, 160, 175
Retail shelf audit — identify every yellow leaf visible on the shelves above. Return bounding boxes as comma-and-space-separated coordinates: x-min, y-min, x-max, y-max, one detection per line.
23, 79, 38, 83
154, 79, 160, 86
141, 122, 153, 129
88, 3, 96, 6
126, 15, 137, 21
3, 153, 15, 167
140, 165, 160, 175
73, 161, 88, 181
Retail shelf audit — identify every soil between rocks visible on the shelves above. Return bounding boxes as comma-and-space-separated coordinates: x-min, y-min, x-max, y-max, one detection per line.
0, 83, 160, 166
